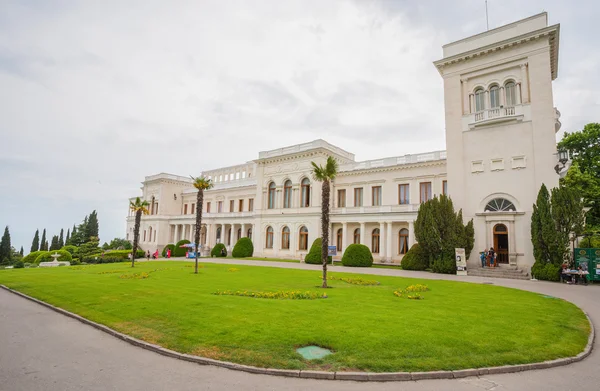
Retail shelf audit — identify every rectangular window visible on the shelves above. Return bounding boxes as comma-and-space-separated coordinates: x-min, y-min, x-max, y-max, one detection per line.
354, 188, 363, 207
191, 203, 195, 214
337, 189, 346, 208
372, 186, 382, 206
183, 204, 188, 214
230, 200, 234, 212
419, 182, 432, 203
249, 198, 254, 211
218, 201, 223, 213
206, 202, 211, 213
442, 180, 448, 196
239, 199, 243, 212
398, 184, 410, 204
491, 158, 504, 171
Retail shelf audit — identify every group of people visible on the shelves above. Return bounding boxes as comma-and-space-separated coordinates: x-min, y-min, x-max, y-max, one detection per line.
560, 262, 589, 285
145, 248, 171, 260
480, 247, 497, 268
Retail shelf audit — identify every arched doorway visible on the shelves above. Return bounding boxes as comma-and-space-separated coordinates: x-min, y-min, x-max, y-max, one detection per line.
493, 224, 509, 264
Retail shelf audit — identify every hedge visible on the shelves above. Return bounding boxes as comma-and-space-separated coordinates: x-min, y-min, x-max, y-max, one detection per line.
23, 251, 47, 264
400, 243, 428, 271
232, 237, 254, 258
35, 250, 72, 264
532, 261, 561, 282
211, 243, 227, 258
162, 244, 175, 257
60, 245, 78, 255
341, 244, 373, 267
82, 256, 127, 264
304, 238, 332, 264
173, 239, 191, 257
106, 249, 144, 259
431, 255, 457, 274
14, 260, 24, 269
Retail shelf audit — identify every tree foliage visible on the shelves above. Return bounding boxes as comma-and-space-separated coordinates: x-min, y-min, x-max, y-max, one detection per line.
191, 175, 213, 274
232, 237, 254, 258
49, 235, 60, 251
31, 229, 40, 253
129, 197, 150, 267
0, 226, 11, 265
58, 229, 64, 248
40, 229, 48, 251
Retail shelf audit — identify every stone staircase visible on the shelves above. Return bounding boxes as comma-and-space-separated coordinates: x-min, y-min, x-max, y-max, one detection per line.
467, 264, 530, 280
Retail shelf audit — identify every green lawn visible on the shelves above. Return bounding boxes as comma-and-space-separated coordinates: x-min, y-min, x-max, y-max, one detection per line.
0, 262, 589, 372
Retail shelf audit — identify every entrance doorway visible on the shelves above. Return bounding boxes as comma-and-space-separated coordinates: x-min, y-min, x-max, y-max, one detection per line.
493, 224, 509, 264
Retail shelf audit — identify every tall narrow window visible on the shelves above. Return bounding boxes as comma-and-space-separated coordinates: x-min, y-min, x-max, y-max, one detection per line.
299, 226, 308, 250
353, 228, 361, 244
249, 198, 254, 211
337, 189, 346, 207
372, 228, 380, 253
474, 88, 485, 112
183, 204, 188, 214
227, 228, 231, 245
247, 228, 252, 239
216, 227, 221, 242
419, 182, 432, 203
191, 203, 195, 214
490, 85, 500, 108
336, 228, 343, 251
301, 178, 310, 207
229, 200, 234, 212
354, 188, 363, 207
372, 186, 382, 206
283, 180, 292, 208
237, 228, 241, 241
239, 199, 243, 212
268, 182, 276, 209
143, 230, 146, 242
442, 180, 448, 196
398, 184, 410, 204
281, 226, 290, 249
265, 226, 273, 249
217, 201, 223, 213
399, 228, 409, 255
206, 202, 211, 213
505, 81, 516, 107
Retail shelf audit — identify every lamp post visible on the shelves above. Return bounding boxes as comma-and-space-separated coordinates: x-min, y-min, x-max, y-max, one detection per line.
554, 149, 571, 176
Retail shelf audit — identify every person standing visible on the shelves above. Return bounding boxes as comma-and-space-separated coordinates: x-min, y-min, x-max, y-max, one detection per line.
146, 250, 150, 261
488, 247, 495, 268
480, 249, 488, 268
167, 248, 171, 259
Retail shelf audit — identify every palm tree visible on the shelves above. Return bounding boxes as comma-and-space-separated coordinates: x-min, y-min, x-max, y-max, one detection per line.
311, 156, 339, 288
129, 197, 150, 268
191, 175, 214, 274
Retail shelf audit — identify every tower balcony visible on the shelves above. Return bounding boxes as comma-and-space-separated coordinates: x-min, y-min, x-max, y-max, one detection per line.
464, 104, 530, 130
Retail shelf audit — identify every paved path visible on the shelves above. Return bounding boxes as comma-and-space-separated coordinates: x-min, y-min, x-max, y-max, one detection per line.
1, 259, 599, 391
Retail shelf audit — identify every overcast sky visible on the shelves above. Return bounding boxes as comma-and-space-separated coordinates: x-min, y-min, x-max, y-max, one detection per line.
1, 0, 598, 253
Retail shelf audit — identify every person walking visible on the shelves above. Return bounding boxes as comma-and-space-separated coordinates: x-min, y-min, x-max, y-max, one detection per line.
167, 248, 171, 259
480, 249, 488, 268
146, 250, 150, 261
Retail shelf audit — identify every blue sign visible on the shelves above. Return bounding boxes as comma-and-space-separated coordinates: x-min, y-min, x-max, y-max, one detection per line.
328, 246, 337, 256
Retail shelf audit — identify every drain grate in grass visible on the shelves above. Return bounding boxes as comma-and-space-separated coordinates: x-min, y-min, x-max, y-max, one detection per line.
296, 345, 333, 360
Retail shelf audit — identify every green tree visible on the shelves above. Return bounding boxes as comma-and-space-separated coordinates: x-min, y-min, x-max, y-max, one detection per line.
40, 229, 48, 251
0, 226, 11, 265
65, 228, 70, 246
464, 220, 475, 259
86, 210, 99, 240
19, 246, 23, 257
107, 238, 132, 250
551, 185, 585, 260
129, 197, 150, 268
414, 201, 441, 267
191, 176, 213, 274
58, 228, 65, 248
531, 184, 562, 266
31, 229, 40, 253
311, 156, 339, 288
49, 235, 60, 251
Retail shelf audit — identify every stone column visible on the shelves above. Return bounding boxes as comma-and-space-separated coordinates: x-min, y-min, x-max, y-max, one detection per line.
516, 83, 522, 105
379, 222, 386, 260
386, 221, 393, 261
229, 224, 234, 248
174, 225, 180, 243
500, 87, 505, 107
360, 222, 366, 245
520, 63, 529, 103
341, 222, 348, 253
241, 223, 246, 238
408, 221, 415, 248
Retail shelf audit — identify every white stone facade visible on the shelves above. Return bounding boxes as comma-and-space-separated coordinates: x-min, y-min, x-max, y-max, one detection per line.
126, 13, 563, 271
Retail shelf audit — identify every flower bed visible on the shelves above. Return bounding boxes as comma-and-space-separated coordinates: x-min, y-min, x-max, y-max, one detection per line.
213, 290, 327, 300
328, 275, 379, 285
394, 284, 429, 299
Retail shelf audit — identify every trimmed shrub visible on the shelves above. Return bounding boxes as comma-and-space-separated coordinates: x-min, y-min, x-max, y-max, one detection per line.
532, 261, 561, 282
162, 244, 175, 257
431, 255, 457, 274
304, 238, 332, 264
341, 244, 373, 267
232, 237, 254, 258
211, 243, 227, 258
23, 251, 47, 264
60, 245, 78, 255
173, 239, 191, 257
104, 249, 144, 259
14, 260, 24, 269
35, 250, 72, 264
24, 263, 37, 268
400, 243, 428, 271
82, 256, 125, 264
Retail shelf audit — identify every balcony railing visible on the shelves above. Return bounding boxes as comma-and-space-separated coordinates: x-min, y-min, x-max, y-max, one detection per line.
474, 107, 516, 122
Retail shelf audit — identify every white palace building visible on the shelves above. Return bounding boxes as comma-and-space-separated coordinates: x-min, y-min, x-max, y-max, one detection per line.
127, 13, 562, 272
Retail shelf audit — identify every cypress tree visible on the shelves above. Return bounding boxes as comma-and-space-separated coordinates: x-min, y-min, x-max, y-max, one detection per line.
49, 235, 60, 251
87, 210, 99, 240
58, 229, 64, 248
0, 226, 11, 264
31, 229, 40, 252
65, 229, 70, 245
40, 229, 48, 251
531, 184, 560, 265
19, 246, 24, 257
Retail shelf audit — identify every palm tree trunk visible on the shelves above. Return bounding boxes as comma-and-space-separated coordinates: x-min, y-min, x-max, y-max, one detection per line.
194, 189, 204, 274
321, 180, 330, 288
132, 210, 141, 268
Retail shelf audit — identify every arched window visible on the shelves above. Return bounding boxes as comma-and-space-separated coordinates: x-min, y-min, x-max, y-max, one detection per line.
281, 226, 290, 249
283, 180, 292, 208
336, 228, 343, 251
399, 228, 409, 255
299, 226, 309, 250
265, 226, 274, 249
485, 198, 516, 212
372, 228, 380, 253
489, 85, 500, 108
505, 81, 517, 107
216, 227, 222, 242
474, 88, 485, 112
227, 228, 232, 245
268, 182, 276, 209
301, 178, 311, 208
247, 228, 252, 240
353, 228, 361, 244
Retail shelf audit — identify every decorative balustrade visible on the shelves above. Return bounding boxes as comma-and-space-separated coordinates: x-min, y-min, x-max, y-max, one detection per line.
474, 106, 517, 122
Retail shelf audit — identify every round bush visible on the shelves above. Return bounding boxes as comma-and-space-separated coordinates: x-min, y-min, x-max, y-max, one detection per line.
173, 239, 191, 257
13, 260, 24, 269
232, 237, 254, 258
35, 250, 72, 264
211, 243, 227, 258
532, 261, 561, 282
341, 244, 373, 267
162, 244, 175, 257
401, 243, 428, 271
60, 245, 78, 255
304, 238, 332, 264
431, 255, 457, 274
23, 251, 47, 264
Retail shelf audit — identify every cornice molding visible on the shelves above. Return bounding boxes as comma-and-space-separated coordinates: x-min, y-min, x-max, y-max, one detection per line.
337, 160, 446, 177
